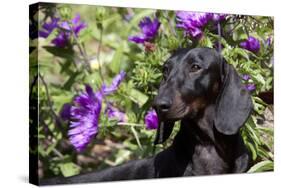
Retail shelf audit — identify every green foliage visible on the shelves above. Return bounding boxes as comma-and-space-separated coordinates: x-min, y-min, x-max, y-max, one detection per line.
248, 160, 274, 173
31, 3, 274, 178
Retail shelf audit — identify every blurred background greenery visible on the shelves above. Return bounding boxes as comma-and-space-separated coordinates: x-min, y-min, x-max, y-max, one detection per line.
29, 3, 274, 179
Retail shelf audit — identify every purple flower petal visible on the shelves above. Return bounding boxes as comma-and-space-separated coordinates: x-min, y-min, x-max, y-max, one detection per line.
245, 83, 256, 91
51, 32, 69, 48
265, 36, 272, 47
39, 17, 60, 38
240, 41, 248, 49
189, 26, 203, 38
38, 31, 49, 38
106, 104, 127, 122
128, 36, 147, 44
40, 14, 87, 48
72, 14, 81, 25
176, 11, 226, 39
144, 109, 158, 130
68, 71, 126, 152
176, 11, 208, 27
212, 13, 227, 22
59, 14, 87, 35
140, 17, 161, 38
103, 71, 126, 95
240, 36, 260, 53
60, 103, 72, 121
60, 21, 71, 31
242, 74, 251, 81
128, 17, 160, 44
73, 22, 87, 35
69, 85, 102, 152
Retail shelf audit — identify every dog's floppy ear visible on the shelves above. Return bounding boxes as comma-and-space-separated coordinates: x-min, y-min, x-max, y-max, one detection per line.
214, 59, 253, 135
154, 119, 175, 145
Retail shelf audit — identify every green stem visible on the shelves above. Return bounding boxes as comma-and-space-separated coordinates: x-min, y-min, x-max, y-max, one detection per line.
45, 139, 64, 159
164, 10, 177, 37
39, 74, 63, 128
68, 23, 92, 73
96, 23, 106, 84
117, 122, 144, 127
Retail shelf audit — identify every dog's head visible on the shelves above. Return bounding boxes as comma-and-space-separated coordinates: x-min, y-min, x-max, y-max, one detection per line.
153, 47, 253, 144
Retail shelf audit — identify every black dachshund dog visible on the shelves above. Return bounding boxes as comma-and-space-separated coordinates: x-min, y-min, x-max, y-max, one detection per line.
41, 47, 252, 185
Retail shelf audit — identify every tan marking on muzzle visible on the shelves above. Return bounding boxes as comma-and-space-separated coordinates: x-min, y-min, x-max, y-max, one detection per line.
190, 97, 207, 113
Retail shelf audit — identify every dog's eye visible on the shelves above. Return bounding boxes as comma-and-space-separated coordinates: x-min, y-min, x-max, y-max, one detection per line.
190, 64, 201, 72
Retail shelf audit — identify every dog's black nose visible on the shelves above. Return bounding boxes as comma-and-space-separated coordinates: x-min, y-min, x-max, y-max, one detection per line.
154, 99, 172, 113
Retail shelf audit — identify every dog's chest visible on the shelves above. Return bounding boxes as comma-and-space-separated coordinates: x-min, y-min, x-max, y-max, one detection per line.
190, 144, 229, 175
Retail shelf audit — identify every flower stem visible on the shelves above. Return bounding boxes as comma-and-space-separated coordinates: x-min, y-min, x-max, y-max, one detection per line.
164, 10, 177, 37
39, 74, 63, 128
45, 139, 64, 159
68, 23, 92, 73
117, 122, 144, 127
96, 23, 106, 84
217, 22, 222, 54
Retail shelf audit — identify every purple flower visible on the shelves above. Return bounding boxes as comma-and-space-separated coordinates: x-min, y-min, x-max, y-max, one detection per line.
241, 74, 256, 91
240, 36, 260, 53
68, 85, 102, 152
59, 14, 87, 36
144, 109, 158, 130
242, 74, 251, 81
245, 83, 256, 91
51, 32, 70, 48
212, 13, 227, 22
265, 36, 272, 47
176, 12, 209, 28
176, 11, 227, 39
39, 14, 86, 48
68, 71, 126, 152
51, 14, 86, 48
128, 17, 161, 44
176, 11, 206, 38
39, 17, 60, 38
60, 103, 72, 121
106, 104, 127, 122
102, 70, 126, 95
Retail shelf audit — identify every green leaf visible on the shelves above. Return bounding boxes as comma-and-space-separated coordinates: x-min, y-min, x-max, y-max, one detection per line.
199, 36, 213, 48
127, 88, 149, 107
110, 43, 124, 73
131, 126, 143, 150
58, 162, 81, 177
43, 46, 74, 60
248, 160, 274, 173
257, 125, 273, 135
63, 71, 81, 90
233, 48, 249, 60
247, 142, 257, 161
123, 140, 139, 151
46, 142, 58, 155
255, 74, 266, 85
114, 150, 131, 165
257, 147, 273, 160
246, 118, 262, 145
253, 96, 268, 106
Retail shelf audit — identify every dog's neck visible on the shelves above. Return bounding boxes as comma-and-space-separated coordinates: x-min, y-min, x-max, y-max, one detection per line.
174, 104, 237, 174
181, 103, 216, 139
180, 103, 238, 149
